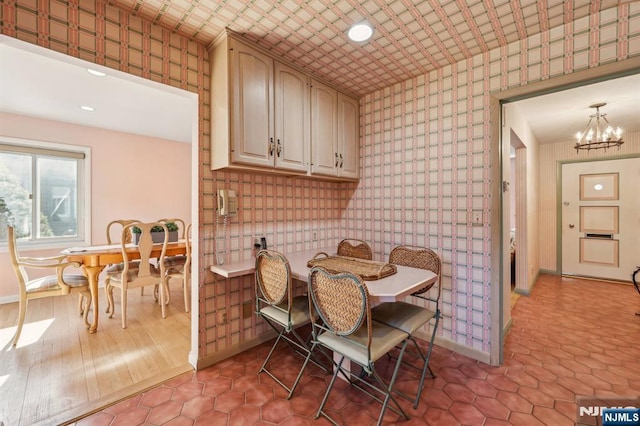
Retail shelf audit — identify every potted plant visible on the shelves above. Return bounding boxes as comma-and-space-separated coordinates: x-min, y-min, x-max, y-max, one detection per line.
131, 222, 179, 244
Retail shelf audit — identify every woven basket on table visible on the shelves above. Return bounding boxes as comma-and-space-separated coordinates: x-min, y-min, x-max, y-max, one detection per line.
307, 252, 396, 281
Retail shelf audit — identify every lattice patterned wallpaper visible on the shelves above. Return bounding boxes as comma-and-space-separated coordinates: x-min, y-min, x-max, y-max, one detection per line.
1, 0, 639, 360
355, 4, 640, 352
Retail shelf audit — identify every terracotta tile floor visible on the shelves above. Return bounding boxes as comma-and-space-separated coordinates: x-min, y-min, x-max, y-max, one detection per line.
75, 275, 640, 425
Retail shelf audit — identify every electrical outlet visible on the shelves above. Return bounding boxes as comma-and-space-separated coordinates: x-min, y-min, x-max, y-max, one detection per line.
218, 309, 227, 325
312, 231, 317, 241
472, 210, 483, 227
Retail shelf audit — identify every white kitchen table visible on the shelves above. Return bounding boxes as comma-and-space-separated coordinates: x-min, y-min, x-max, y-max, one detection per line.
210, 247, 437, 302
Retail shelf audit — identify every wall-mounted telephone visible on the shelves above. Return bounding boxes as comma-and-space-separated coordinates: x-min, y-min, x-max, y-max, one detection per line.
217, 189, 238, 216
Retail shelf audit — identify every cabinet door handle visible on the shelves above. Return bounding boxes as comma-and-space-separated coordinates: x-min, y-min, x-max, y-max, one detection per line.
339, 153, 343, 168
335, 152, 339, 167
269, 137, 274, 157
276, 139, 282, 157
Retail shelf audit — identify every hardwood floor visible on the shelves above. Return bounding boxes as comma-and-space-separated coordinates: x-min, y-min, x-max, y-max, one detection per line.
0, 279, 192, 426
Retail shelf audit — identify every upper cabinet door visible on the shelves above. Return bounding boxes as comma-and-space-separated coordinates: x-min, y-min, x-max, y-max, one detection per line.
310, 79, 338, 176
337, 93, 359, 179
230, 41, 274, 168
274, 62, 309, 172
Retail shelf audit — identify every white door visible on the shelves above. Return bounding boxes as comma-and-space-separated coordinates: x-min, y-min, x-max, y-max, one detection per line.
561, 157, 640, 281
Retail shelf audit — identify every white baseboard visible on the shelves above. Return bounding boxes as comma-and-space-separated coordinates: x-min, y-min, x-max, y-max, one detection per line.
503, 317, 514, 336
188, 350, 198, 369
0, 294, 18, 304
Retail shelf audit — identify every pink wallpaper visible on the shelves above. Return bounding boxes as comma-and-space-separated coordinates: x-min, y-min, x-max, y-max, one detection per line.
1, 0, 639, 362
354, 3, 640, 353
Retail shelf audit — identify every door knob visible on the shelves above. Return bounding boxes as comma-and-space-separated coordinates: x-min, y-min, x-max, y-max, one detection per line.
569, 224, 575, 228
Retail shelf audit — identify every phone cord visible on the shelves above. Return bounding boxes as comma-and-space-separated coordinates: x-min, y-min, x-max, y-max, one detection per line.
216, 214, 228, 265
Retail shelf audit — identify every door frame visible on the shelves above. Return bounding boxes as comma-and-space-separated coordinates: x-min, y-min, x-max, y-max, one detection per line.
509, 133, 527, 295
556, 154, 640, 278
488, 56, 640, 366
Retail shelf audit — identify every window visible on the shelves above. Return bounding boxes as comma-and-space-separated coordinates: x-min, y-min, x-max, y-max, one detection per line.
0, 137, 90, 246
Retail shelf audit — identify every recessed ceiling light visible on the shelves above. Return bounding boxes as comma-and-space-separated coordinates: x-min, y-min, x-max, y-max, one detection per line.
87, 68, 106, 77
348, 22, 374, 42
80, 105, 95, 111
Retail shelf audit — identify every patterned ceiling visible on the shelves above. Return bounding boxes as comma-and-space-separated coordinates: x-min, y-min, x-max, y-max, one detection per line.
108, 0, 619, 97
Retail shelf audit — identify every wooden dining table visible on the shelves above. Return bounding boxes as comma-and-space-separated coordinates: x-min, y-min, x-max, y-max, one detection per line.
62, 241, 188, 333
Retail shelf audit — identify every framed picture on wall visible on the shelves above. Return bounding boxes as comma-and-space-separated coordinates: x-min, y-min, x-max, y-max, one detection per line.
580, 172, 619, 201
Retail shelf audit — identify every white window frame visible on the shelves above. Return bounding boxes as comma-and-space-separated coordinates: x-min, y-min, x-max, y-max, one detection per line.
0, 136, 91, 250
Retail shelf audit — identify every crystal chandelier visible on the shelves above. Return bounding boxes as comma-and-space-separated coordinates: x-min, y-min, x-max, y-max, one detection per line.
574, 102, 623, 152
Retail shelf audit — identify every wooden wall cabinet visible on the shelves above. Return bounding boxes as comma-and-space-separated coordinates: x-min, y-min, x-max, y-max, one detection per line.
274, 61, 309, 172
337, 93, 360, 179
210, 30, 358, 181
309, 80, 337, 176
227, 39, 274, 169
310, 80, 359, 179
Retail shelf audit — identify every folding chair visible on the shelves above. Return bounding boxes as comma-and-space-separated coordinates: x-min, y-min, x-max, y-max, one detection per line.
371, 245, 442, 408
337, 238, 373, 260
304, 266, 410, 425
255, 249, 313, 399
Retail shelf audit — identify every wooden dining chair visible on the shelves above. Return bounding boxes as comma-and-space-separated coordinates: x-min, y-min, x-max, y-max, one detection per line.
105, 221, 169, 328
156, 218, 189, 309
6, 225, 91, 346
104, 219, 142, 304
336, 238, 373, 260
254, 249, 315, 399
371, 245, 442, 408
303, 266, 410, 425
163, 223, 191, 312
106, 219, 140, 244
158, 218, 186, 239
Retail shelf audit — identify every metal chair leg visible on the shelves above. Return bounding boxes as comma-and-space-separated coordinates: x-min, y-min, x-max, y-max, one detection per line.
412, 313, 440, 408
258, 319, 319, 399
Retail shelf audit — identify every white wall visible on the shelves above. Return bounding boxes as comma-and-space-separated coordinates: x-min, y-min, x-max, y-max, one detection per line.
510, 157, 516, 230
503, 104, 540, 328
